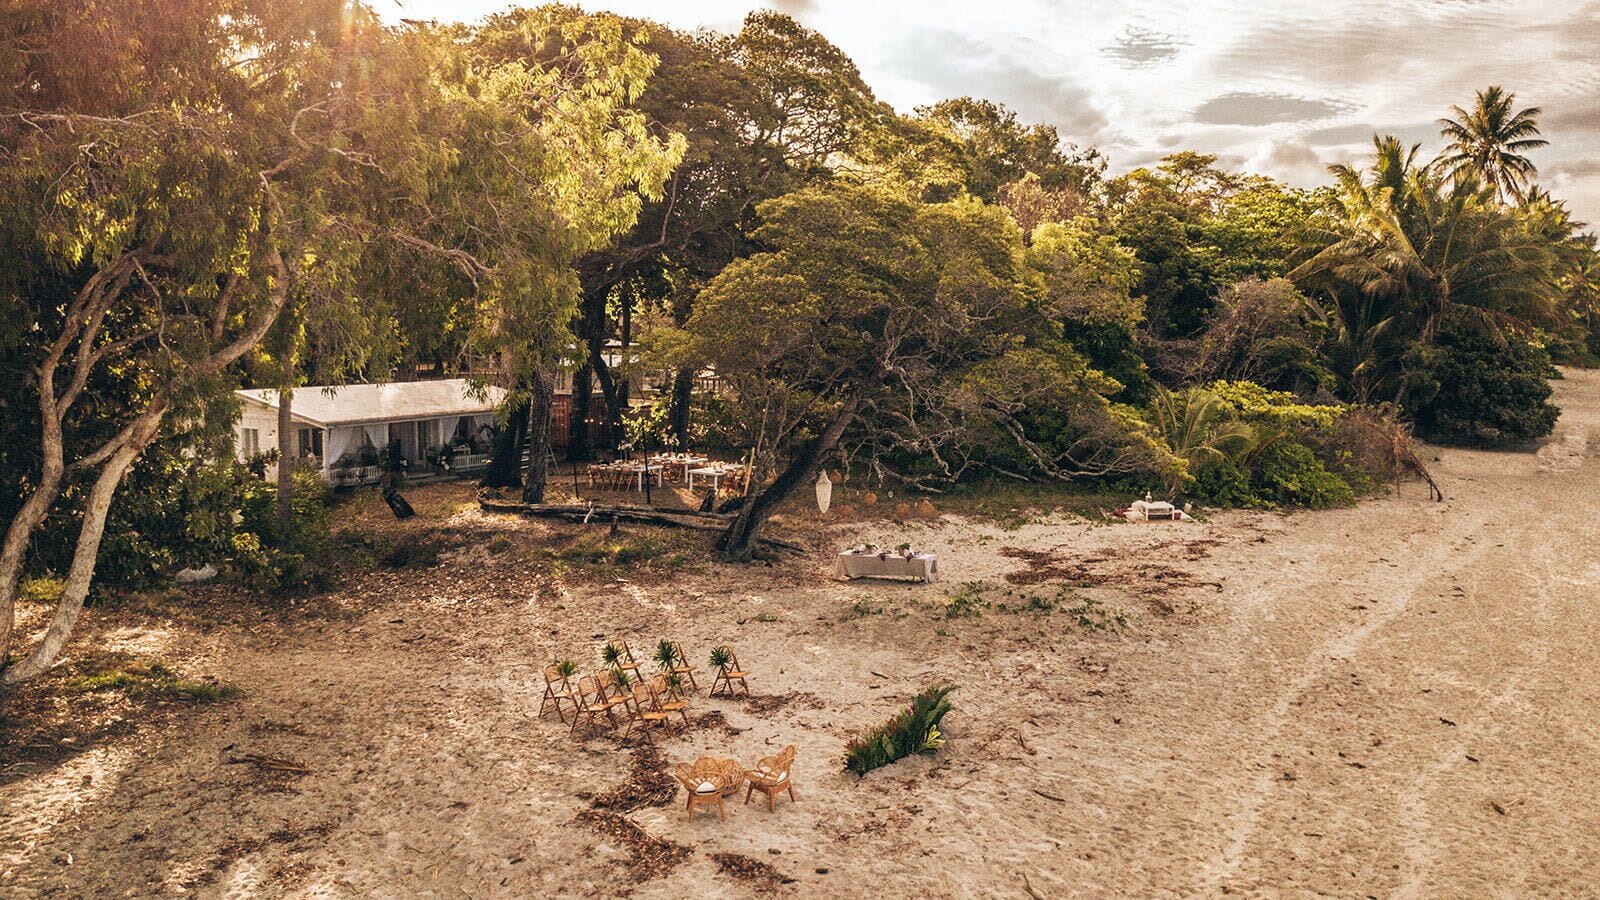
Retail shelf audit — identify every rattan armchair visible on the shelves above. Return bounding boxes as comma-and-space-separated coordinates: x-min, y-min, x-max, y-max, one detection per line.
673, 761, 729, 821
744, 744, 797, 812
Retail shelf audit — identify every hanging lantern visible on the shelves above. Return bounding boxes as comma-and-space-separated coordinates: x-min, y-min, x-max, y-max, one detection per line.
815, 469, 833, 514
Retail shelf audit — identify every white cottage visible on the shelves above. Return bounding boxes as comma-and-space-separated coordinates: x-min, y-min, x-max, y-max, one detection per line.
235, 379, 507, 485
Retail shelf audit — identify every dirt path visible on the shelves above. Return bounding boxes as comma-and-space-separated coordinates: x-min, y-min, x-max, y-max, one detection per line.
4, 371, 1599, 898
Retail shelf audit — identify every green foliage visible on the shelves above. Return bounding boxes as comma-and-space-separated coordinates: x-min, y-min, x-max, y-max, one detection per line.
19, 578, 65, 605
1192, 458, 1261, 508
708, 645, 732, 671
1404, 321, 1560, 445
65, 659, 240, 703
844, 684, 957, 775
229, 467, 336, 595
1147, 386, 1256, 485
529, 530, 695, 574
652, 639, 679, 672
239, 468, 332, 551
556, 658, 580, 679
944, 582, 991, 619
1251, 442, 1356, 509
1208, 381, 1344, 430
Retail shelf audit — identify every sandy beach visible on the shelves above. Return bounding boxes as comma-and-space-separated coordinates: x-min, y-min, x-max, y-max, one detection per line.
3, 369, 1598, 898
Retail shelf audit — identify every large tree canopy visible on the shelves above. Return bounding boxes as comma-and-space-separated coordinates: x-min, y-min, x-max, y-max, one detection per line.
0, 0, 681, 680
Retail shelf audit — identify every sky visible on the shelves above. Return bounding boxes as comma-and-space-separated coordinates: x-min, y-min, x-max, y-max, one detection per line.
380, 0, 1600, 225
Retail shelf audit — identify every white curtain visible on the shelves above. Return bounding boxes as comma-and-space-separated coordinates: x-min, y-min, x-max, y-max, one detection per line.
326, 426, 358, 466
363, 423, 389, 449
473, 415, 495, 444
437, 416, 461, 446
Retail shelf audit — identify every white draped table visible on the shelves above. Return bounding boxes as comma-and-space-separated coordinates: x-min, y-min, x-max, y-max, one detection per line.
833, 550, 938, 583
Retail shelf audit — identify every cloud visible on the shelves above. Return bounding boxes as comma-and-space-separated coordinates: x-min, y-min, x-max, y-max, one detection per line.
1103, 26, 1185, 68
1547, 158, 1600, 180
1304, 121, 1443, 149
1193, 92, 1349, 127
886, 28, 1111, 144
1249, 139, 1331, 187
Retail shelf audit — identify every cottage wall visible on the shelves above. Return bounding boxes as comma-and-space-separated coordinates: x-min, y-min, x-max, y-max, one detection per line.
235, 403, 281, 461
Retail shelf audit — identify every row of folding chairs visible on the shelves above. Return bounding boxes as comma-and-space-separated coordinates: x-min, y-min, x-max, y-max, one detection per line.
539, 640, 699, 743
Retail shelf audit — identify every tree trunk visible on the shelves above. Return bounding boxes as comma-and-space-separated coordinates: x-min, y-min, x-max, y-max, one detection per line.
617, 292, 632, 414
717, 396, 858, 563
2, 245, 286, 681
275, 386, 294, 541
3, 424, 153, 683
668, 368, 694, 449
589, 337, 624, 450
569, 365, 593, 462
0, 461, 62, 664
483, 392, 529, 489
522, 370, 555, 503
576, 284, 625, 453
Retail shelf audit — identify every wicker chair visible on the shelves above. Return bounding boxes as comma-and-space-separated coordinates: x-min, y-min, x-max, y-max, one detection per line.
672, 762, 727, 821
744, 745, 797, 812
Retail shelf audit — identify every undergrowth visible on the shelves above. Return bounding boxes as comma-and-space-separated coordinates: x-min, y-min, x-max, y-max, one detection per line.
943, 581, 1128, 630
63, 658, 240, 703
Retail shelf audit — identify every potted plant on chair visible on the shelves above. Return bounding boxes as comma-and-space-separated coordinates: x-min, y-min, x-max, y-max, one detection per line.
708, 645, 748, 697
653, 639, 679, 675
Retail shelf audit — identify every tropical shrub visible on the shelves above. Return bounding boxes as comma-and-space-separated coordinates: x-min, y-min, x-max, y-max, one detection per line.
1251, 442, 1355, 508
844, 684, 957, 775
1192, 458, 1261, 508
1403, 321, 1559, 445
238, 467, 333, 552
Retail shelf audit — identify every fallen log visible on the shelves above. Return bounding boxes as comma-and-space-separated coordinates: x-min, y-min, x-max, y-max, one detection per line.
478, 498, 805, 554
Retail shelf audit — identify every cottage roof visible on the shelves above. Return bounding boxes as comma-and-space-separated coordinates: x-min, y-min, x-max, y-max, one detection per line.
236, 379, 505, 428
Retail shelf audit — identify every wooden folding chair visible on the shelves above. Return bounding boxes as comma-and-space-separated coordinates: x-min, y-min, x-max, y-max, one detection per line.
650, 674, 690, 727
570, 675, 614, 737
596, 669, 632, 719
603, 641, 642, 681
744, 744, 798, 812
710, 647, 750, 698
668, 640, 699, 693
539, 665, 577, 724
621, 681, 672, 744
617, 640, 645, 678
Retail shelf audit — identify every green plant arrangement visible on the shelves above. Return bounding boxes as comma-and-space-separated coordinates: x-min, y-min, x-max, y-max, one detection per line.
708, 645, 733, 671
653, 639, 679, 673
844, 684, 957, 775
601, 642, 623, 667
555, 658, 579, 679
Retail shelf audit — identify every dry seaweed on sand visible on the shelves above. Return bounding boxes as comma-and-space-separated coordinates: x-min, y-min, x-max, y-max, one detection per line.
588, 744, 677, 812
710, 852, 795, 891
573, 810, 692, 882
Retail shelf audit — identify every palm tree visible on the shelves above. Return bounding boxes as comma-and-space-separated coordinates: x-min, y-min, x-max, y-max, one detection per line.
1437, 86, 1548, 205
1294, 134, 1559, 350
1147, 386, 1257, 489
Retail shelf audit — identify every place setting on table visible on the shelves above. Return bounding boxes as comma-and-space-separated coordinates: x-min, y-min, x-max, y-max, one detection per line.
833, 542, 939, 583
